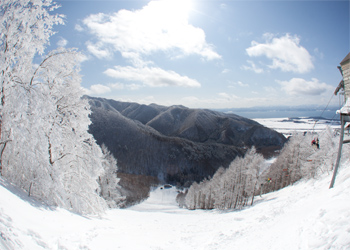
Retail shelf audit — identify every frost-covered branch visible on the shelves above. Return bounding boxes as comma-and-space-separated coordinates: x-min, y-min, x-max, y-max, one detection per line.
30, 50, 72, 86
183, 147, 264, 210
0, 0, 123, 214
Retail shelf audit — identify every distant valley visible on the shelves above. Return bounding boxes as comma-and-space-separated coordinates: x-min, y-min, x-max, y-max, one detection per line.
86, 96, 287, 204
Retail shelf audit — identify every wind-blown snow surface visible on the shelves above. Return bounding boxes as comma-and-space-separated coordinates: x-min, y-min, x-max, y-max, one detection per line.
1, 163, 350, 250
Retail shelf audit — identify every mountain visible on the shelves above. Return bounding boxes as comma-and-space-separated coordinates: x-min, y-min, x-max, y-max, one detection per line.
86, 96, 286, 190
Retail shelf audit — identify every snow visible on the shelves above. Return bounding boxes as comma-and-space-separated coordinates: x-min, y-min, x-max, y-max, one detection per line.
1, 163, 350, 250
1, 118, 350, 250
338, 100, 350, 114
253, 117, 339, 136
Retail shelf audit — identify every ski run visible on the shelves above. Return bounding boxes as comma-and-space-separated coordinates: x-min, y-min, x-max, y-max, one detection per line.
1, 149, 350, 249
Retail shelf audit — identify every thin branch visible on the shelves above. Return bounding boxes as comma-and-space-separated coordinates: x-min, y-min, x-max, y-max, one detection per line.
30, 51, 73, 86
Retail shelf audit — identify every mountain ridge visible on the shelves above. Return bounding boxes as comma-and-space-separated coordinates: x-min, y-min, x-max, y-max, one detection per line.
86, 96, 286, 190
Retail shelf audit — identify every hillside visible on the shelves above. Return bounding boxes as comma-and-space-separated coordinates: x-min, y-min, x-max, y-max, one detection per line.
86, 96, 286, 188
1, 157, 349, 249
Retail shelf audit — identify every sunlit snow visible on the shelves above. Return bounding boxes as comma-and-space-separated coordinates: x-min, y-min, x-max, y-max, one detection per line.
1, 118, 349, 250
253, 117, 340, 136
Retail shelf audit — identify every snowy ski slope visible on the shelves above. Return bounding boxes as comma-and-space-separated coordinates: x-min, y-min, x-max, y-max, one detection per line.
0, 118, 349, 250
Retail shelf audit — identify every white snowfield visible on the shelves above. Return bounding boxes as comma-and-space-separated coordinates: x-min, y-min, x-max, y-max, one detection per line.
253, 117, 340, 136
1, 163, 350, 250
1, 117, 350, 250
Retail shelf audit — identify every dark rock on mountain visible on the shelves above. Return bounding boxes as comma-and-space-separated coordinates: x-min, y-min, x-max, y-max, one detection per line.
86, 96, 286, 190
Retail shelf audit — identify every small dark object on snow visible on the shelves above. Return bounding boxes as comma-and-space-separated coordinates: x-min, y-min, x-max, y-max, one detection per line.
163, 184, 172, 189
311, 138, 320, 149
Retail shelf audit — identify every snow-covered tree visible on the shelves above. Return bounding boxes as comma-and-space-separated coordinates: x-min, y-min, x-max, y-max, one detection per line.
301, 127, 338, 178
185, 181, 199, 210
221, 147, 264, 210
184, 147, 264, 210
0, 0, 64, 198
0, 0, 63, 171
98, 144, 125, 208
33, 49, 110, 213
0, 0, 123, 214
263, 127, 339, 194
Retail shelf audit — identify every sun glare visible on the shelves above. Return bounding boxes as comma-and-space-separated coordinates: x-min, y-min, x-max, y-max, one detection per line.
171, 0, 193, 15
160, 0, 194, 23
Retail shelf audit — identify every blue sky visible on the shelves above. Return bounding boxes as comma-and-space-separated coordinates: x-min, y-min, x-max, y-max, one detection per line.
51, 0, 349, 109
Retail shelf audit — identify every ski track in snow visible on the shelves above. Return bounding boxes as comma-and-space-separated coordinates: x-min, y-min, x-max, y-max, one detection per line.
1, 118, 350, 250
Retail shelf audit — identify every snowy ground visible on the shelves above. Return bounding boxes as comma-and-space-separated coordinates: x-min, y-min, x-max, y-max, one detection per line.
1, 118, 350, 250
1, 162, 350, 250
253, 117, 340, 136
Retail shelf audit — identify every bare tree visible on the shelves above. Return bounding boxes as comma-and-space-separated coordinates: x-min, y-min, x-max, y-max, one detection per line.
183, 147, 264, 210
263, 127, 339, 194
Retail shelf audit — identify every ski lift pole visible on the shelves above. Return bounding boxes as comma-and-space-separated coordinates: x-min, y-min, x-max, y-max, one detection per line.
330, 52, 350, 188
329, 114, 347, 188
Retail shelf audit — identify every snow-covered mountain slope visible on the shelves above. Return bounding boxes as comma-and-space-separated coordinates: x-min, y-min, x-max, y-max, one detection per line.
87, 96, 286, 187
1, 159, 350, 249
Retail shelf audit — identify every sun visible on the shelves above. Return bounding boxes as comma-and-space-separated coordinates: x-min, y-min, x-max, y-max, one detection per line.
159, 0, 194, 23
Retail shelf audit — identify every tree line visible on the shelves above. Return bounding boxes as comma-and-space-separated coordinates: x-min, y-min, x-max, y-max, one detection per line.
178, 126, 341, 210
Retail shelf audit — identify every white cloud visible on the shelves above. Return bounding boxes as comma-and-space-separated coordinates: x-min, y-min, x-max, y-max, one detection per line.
263, 86, 278, 93
314, 48, 324, 59
109, 83, 125, 90
139, 96, 157, 104
82, 0, 221, 62
218, 92, 231, 99
127, 83, 143, 90
109, 82, 142, 91
228, 80, 249, 88
121, 51, 154, 68
57, 37, 68, 47
91, 84, 111, 94
246, 34, 314, 73
241, 60, 264, 74
86, 42, 111, 59
75, 24, 84, 32
82, 84, 111, 95
181, 96, 200, 103
178, 93, 269, 109
77, 53, 89, 63
218, 92, 239, 101
277, 78, 333, 96
104, 66, 201, 88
